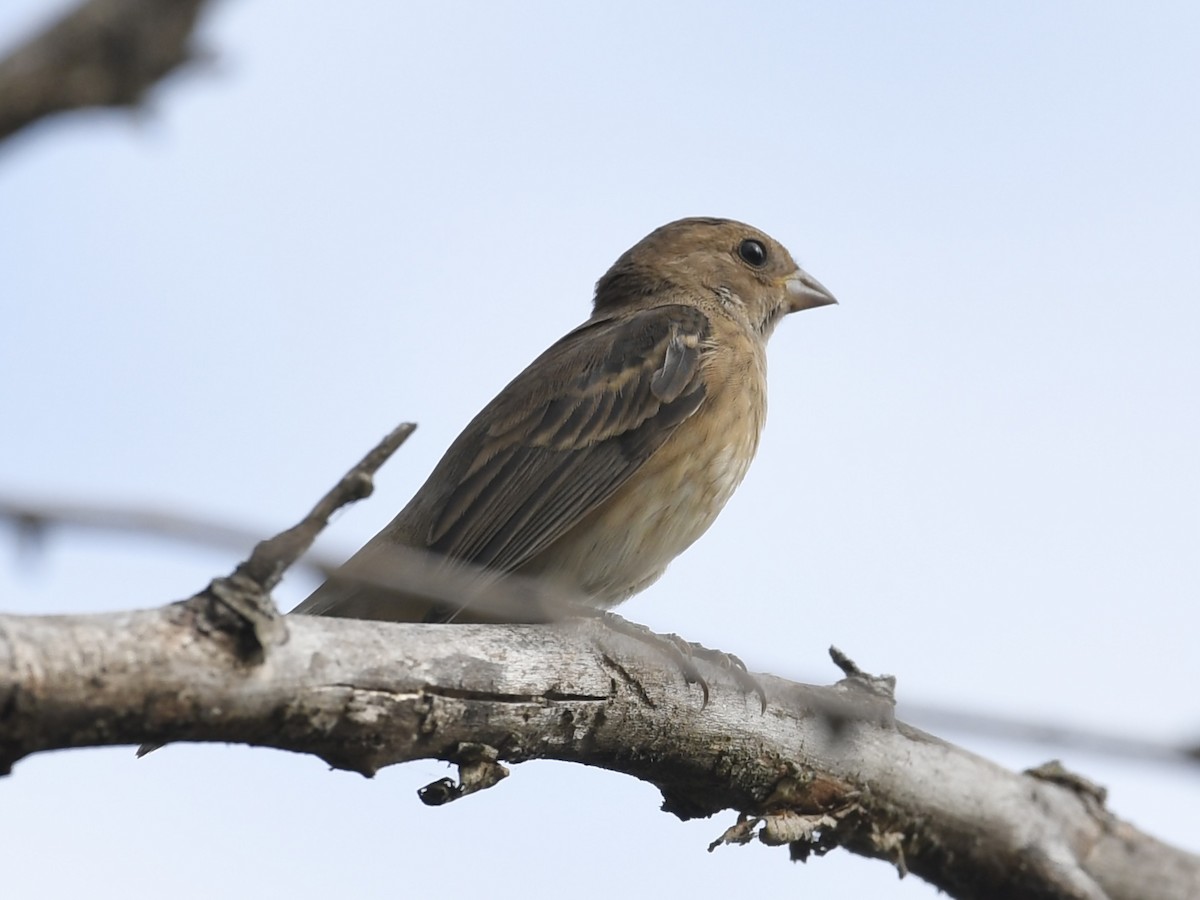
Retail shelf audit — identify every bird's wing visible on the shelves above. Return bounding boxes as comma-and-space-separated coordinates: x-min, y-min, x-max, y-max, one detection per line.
291, 303, 712, 622
420, 302, 710, 572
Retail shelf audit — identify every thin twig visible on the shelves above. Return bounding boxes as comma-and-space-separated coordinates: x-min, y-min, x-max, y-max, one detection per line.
235, 422, 417, 593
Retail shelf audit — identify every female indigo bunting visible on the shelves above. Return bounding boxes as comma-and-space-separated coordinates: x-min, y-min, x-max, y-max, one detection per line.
294, 217, 835, 623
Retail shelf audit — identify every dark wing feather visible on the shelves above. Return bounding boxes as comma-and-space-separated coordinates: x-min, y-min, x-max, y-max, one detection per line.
421, 304, 710, 573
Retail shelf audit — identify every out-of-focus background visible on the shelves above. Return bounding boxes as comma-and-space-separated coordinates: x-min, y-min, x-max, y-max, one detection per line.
2, 3, 1197, 897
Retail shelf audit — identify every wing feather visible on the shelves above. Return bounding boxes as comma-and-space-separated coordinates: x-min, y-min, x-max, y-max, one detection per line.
422, 304, 710, 573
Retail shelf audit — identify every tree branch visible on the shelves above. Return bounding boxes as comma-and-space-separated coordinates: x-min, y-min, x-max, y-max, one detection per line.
0, 607, 1196, 900
1, 420, 1196, 898
0, 0, 213, 143
4, 493, 1198, 771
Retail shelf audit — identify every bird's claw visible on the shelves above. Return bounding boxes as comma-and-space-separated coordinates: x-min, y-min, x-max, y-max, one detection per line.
596, 613, 766, 712
681, 641, 768, 713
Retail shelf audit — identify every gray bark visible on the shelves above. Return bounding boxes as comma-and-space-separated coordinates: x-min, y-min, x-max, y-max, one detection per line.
0, 605, 1195, 900
0, 0, 211, 142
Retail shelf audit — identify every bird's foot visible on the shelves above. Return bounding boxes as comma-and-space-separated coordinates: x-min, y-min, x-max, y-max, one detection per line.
596, 612, 766, 711
682, 640, 768, 713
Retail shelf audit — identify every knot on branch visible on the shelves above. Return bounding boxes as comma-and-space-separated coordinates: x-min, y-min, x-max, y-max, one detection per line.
184, 572, 287, 664
417, 742, 510, 805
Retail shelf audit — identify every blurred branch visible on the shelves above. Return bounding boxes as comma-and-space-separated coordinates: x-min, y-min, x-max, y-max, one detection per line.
0, 495, 288, 566
897, 701, 1200, 768
0, 490, 594, 624
0, 0, 213, 143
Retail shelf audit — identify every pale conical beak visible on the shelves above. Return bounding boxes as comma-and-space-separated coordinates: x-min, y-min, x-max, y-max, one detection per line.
786, 267, 838, 312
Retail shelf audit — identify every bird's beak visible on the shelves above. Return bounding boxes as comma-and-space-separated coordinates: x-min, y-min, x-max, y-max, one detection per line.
785, 267, 838, 312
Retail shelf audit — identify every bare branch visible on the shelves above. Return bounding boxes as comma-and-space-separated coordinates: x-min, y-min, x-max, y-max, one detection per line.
0, 496, 275, 563
235, 422, 417, 594
0, 610, 1196, 900
4, 483, 1199, 769
899, 701, 1200, 770
0, 0, 213, 143
1, 418, 1197, 898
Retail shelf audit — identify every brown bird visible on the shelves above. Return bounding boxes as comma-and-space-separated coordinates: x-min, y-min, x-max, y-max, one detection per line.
293, 217, 835, 623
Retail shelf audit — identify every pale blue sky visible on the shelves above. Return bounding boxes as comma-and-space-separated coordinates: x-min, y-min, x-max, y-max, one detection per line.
2, 2, 1197, 897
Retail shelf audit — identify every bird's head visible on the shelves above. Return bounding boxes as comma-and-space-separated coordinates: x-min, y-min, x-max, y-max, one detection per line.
592, 217, 836, 335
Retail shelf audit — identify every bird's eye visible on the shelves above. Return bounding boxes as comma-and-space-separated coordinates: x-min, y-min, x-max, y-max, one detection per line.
738, 239, 768, 268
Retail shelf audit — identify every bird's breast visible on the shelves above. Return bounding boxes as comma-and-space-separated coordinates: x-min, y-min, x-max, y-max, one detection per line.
521, 342, 768, 606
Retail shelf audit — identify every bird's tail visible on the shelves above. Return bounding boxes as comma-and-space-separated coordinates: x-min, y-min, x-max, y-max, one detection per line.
290, 535, 445, 622
289, 573, 441, 622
